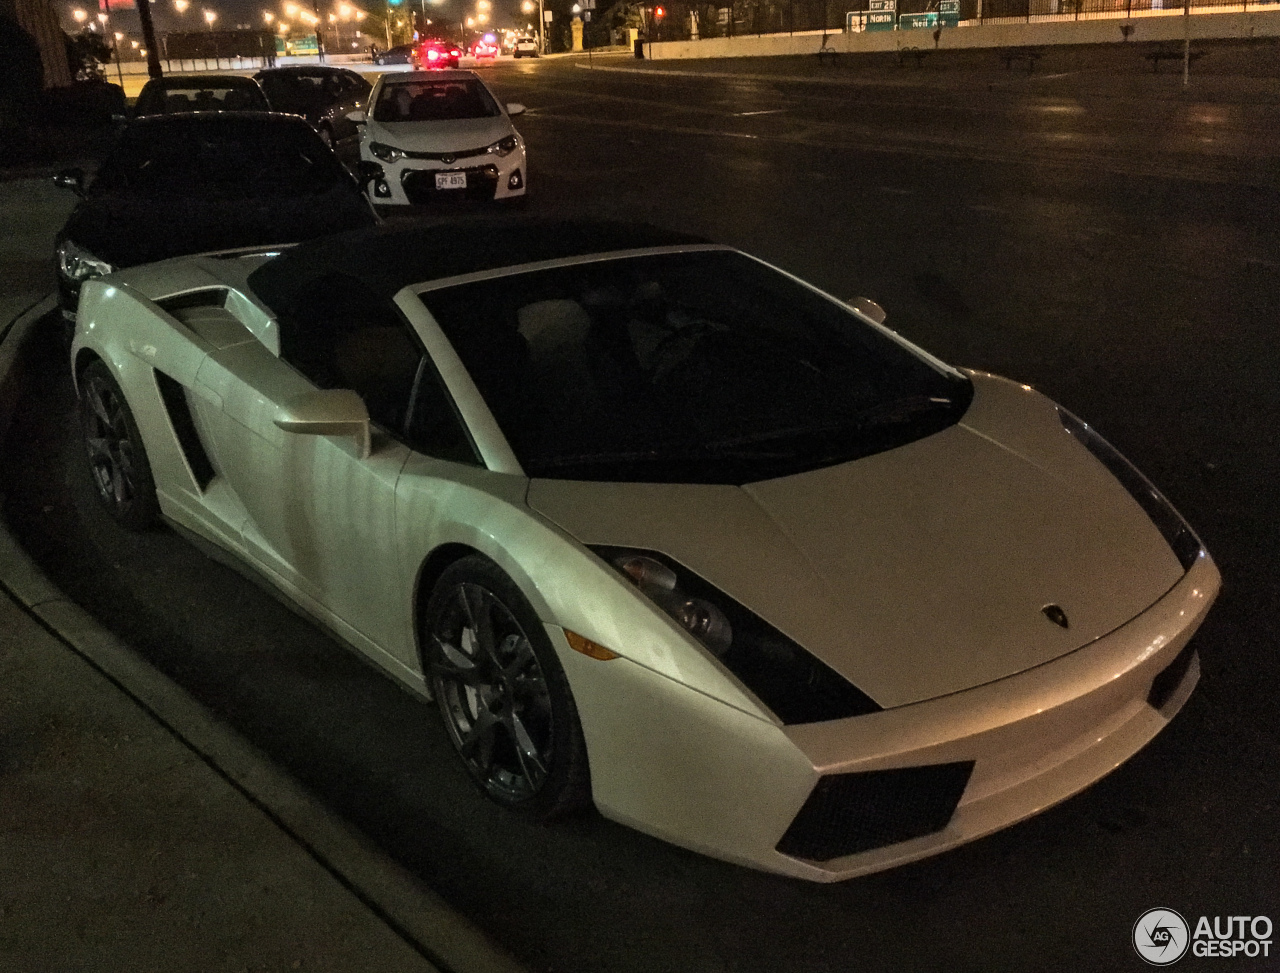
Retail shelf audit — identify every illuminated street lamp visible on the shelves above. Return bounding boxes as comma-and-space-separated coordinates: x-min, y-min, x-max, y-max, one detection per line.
174, 0, 189, 11
263, 10, 274, 23
71, 8, 87, 24
203, 8, 217, 28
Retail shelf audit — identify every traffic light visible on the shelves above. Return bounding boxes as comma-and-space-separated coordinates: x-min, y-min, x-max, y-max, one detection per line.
654, 5, 665, 17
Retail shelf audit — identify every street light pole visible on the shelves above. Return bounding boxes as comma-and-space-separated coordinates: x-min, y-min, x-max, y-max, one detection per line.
134, 0, 164, 78
537, 0, 545, 52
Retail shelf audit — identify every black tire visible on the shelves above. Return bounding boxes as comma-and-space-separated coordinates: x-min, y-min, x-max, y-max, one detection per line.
79, 359, 159, 531
424, 555, 590, 819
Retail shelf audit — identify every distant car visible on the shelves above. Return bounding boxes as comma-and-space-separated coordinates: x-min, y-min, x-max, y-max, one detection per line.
373, 43, 415, 65
471, 38, 499, 60
68, 219, 1218, 882
133, 75, 270, 116
253, 65, 372, 150
513, 37, 539, 58
52, 112, 379, 321
416, 38, 461, 69
354, 69, 526, 207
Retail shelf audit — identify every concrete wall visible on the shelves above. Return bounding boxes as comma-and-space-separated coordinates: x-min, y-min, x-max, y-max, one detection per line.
650, 7, 1280, 58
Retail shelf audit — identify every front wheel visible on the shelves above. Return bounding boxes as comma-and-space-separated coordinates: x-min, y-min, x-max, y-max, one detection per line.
79, 360, 159, 531
424, 556, 590, 819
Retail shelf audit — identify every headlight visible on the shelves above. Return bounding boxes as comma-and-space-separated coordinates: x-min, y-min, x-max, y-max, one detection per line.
596, 546, 883, 725
1059, 407, 1202, 571
488, 135, 519, 158
56, 239, 113, 282
369, 141, 405, 163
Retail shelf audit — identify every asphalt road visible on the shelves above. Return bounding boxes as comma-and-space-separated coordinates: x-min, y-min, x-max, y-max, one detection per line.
5, 48, 1279, 972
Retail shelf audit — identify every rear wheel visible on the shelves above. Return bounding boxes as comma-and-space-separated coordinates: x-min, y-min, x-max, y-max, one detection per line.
79, 360, 159, 531
425, 556, 590, 819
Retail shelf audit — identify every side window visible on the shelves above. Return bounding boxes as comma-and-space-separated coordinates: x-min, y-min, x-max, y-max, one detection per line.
343, 72, 372, 101
277, 274, 420, 433
275, 272, 476, 462
404, 357, 480, 465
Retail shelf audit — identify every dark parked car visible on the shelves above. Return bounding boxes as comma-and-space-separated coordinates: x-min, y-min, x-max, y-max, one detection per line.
133, 75, 271, 116
373, 43, 415, 65
53, 112, 380, 322
253, 66, 372, 150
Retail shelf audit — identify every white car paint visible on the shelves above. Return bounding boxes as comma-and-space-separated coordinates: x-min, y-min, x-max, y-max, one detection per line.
356, 69, 527, 206
68, 241, 1218, 881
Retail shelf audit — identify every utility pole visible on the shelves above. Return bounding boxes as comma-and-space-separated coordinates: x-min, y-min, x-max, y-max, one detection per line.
1182, 0, 1191, 87
135, 0, 163, 78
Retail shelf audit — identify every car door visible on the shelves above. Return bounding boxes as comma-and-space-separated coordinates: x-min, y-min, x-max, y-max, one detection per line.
192, 290, 418, 671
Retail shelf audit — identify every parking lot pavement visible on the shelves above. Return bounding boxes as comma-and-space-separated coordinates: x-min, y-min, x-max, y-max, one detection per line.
0, 183, 527, 973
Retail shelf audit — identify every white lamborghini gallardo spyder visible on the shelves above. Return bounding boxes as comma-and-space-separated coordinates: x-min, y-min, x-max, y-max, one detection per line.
70, 220, 1218, 882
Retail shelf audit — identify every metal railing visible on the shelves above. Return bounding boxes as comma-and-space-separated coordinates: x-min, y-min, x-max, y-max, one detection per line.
653, 0, 1276, 39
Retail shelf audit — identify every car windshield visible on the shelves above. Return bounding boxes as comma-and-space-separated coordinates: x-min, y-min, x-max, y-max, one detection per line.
134, 80, 269, 115
372, 79, 500, 123
257, 72, 341, 112
420, 251, 973, 484
91, 119, 350, 200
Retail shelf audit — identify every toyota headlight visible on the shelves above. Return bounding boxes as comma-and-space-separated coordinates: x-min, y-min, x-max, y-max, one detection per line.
369, 141, 405, 163
488, 135, 519, 158
56, 239, 114, 282
595, 546, 883, 724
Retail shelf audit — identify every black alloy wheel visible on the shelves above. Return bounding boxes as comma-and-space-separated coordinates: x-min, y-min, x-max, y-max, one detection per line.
425, 556, 589, 818
79, 360, 159, 531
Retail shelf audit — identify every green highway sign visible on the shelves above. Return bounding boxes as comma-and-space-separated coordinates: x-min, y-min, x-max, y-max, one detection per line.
898, 11, 937, 27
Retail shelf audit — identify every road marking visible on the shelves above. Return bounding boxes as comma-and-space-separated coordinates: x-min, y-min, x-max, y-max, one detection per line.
734, 109, 787, 117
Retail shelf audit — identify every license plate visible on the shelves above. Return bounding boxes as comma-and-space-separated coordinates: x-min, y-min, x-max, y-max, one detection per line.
435, 171, 467, 190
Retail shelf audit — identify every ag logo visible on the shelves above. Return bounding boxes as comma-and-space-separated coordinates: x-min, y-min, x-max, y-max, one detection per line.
1134, 908, 1191, 966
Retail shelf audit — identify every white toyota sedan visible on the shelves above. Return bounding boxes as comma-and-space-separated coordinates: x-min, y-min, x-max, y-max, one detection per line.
69, 221, 1217, 881
352, 70, 526, 206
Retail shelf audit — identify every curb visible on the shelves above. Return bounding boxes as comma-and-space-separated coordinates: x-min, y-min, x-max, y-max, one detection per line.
0, 298, 529, 973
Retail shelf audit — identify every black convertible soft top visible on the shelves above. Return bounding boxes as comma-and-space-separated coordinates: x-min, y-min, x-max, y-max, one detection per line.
244, 219, 709, 316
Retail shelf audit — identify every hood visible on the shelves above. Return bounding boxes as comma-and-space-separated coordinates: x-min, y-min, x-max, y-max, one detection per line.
526, 375, 1184, 709
63, 187, 376, 269
369, 116, 513, 154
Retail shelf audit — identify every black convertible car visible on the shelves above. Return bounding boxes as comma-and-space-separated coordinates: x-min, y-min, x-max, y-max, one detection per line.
53, 112, 380, 322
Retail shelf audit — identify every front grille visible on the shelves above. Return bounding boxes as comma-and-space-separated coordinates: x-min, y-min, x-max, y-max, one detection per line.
402, 144, 490, 161
777, 762, 975, 862
402, 165, 499, 204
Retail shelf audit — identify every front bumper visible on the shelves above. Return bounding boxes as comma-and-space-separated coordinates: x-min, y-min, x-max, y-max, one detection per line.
364, 148, 526, 206
558, 551, 1219, 881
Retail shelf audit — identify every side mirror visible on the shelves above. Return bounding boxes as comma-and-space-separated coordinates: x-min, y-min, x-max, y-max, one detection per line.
274, 389, 371, 459
506, 102, 526, 116
53, 168, 85, 197
356, 159, 384, 190
847, 296, 887, 326
346, 109, 366, 124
